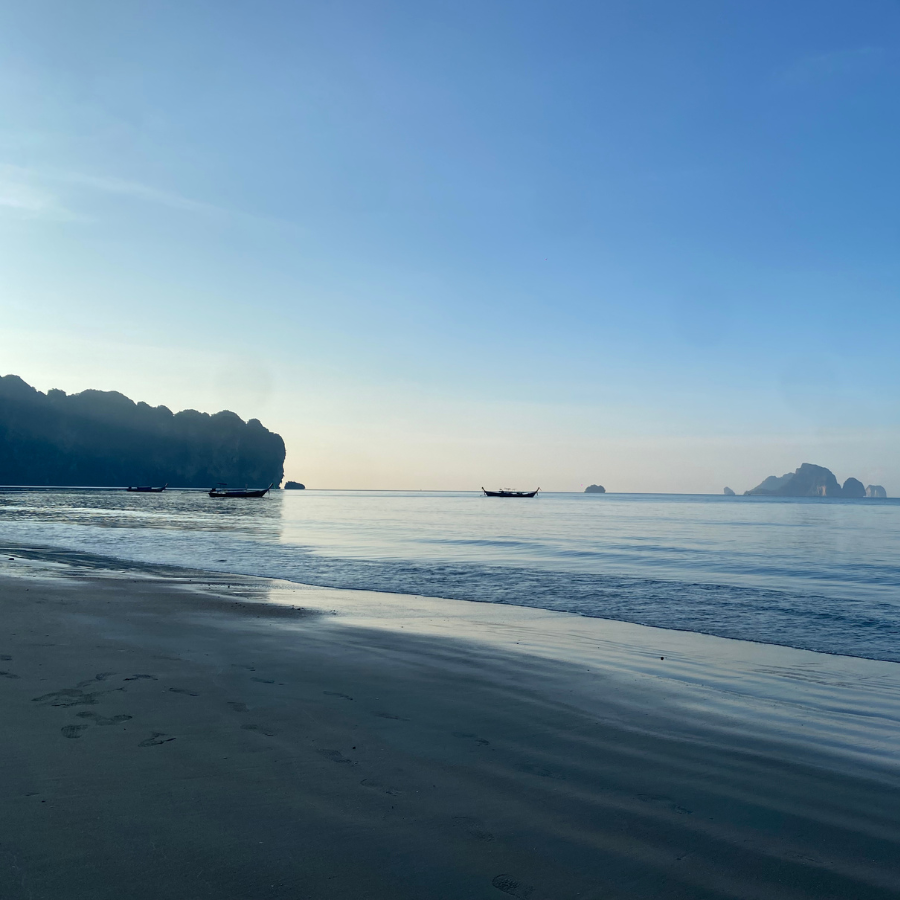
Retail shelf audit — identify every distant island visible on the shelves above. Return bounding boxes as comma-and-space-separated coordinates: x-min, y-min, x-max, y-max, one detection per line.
723, 487, 735, 496
284, 481, 305, 490
744, 463, 886, 498
584, 484, 606, 493
0, 374, 285, 488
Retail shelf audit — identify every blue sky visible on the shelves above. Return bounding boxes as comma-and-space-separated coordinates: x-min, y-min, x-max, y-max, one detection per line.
1, 1, 898, 491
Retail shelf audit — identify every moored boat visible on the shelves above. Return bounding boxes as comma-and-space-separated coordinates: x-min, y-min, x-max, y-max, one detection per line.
127, 484, 167, 493
208, 483, 273, 498
482, 487, 540, 498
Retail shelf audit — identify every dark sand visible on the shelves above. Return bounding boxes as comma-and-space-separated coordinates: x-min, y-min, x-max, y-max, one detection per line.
1, 555, 900, 899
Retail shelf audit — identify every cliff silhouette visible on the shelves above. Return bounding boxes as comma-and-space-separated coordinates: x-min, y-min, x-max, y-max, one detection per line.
0, 375, 285, 488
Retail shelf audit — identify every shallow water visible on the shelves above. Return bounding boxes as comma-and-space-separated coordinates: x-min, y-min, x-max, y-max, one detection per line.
1, 489, 898, 662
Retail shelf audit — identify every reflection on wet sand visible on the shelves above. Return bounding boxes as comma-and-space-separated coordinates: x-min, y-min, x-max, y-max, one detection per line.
1, 555, 898, 898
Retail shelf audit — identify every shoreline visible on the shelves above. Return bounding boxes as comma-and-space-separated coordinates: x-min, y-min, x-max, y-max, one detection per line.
2, 540, 900, 668
2, 551, 900, 897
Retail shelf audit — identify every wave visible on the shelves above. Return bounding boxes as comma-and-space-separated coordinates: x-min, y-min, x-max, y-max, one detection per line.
3, 520, 899, 664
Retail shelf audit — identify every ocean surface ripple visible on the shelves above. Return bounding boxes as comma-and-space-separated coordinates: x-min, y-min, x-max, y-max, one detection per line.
1, 489, 899, 663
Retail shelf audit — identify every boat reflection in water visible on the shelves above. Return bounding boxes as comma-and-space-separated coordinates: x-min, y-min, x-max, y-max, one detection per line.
482, 487, 540, 498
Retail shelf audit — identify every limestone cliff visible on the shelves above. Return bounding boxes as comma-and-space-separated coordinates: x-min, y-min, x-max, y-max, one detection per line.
0, 374, 285, 488
841, 477, 866, 499
745, 464, 843, 497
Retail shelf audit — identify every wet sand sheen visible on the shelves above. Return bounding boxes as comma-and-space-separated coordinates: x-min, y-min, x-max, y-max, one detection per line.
1, 562, 899, 899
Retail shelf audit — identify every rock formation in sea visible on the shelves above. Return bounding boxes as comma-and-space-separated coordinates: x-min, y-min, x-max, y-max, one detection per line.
866, 484, 888, 498
745, 463, 845, 497
841, 477, 866, 499
746, 472, 797, 495
723, 487, 735, 496
284, 481, 306, 490
0, 374, 285, 488
584, 484, 606, 493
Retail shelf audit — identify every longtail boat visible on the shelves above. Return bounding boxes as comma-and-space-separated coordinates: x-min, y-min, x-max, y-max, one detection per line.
127, 484, 167, 493
482, 487, 540, 498
208, 483, 272, 499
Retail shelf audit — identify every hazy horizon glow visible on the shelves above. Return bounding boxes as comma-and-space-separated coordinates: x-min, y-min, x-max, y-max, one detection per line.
1, 2, 898, 493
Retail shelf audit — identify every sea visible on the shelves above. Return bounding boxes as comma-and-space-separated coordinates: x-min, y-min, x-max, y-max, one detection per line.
1, 489, 898, 663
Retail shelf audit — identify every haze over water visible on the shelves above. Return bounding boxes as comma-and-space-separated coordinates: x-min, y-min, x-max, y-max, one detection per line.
2, 489, 898, 663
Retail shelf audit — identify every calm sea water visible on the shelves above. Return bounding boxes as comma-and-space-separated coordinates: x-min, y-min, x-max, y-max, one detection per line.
1, 489, 898, 662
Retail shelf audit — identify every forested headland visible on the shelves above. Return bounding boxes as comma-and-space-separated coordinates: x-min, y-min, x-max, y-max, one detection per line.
0, 375, 285, 488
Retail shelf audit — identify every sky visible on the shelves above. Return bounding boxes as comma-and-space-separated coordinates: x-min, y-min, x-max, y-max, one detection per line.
1, 0, 898, 493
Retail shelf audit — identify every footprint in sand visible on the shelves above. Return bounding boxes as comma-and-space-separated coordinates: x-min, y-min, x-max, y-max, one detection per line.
318, 749, 356, 765
124, 674, 157, 682
251, 677, 275, 685
241, 724, 275, 736
0, 670, 19, 679
323, 691, 353, 700
227, 701, 248, 712
76, 712, 132, 726
138, 733, 176, 747
492, 875, 534, 898
469, 829, 494, 841
0, 654, 11, 661
61, 724, 90, 739
33, 689, 101, 708
76, 673, 115, 688
360, 778, 403, 796
168, 687, 199, 697
375, 711, 407, 721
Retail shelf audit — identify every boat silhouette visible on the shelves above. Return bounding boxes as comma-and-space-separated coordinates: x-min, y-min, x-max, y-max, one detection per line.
482, 487, 540, 498
208, 483, 273, 499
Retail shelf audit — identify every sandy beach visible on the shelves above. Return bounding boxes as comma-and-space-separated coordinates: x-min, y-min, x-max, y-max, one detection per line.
2, 551, 900, 899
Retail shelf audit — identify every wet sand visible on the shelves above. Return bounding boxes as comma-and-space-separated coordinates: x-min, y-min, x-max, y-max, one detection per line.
1, 555, 900, 899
